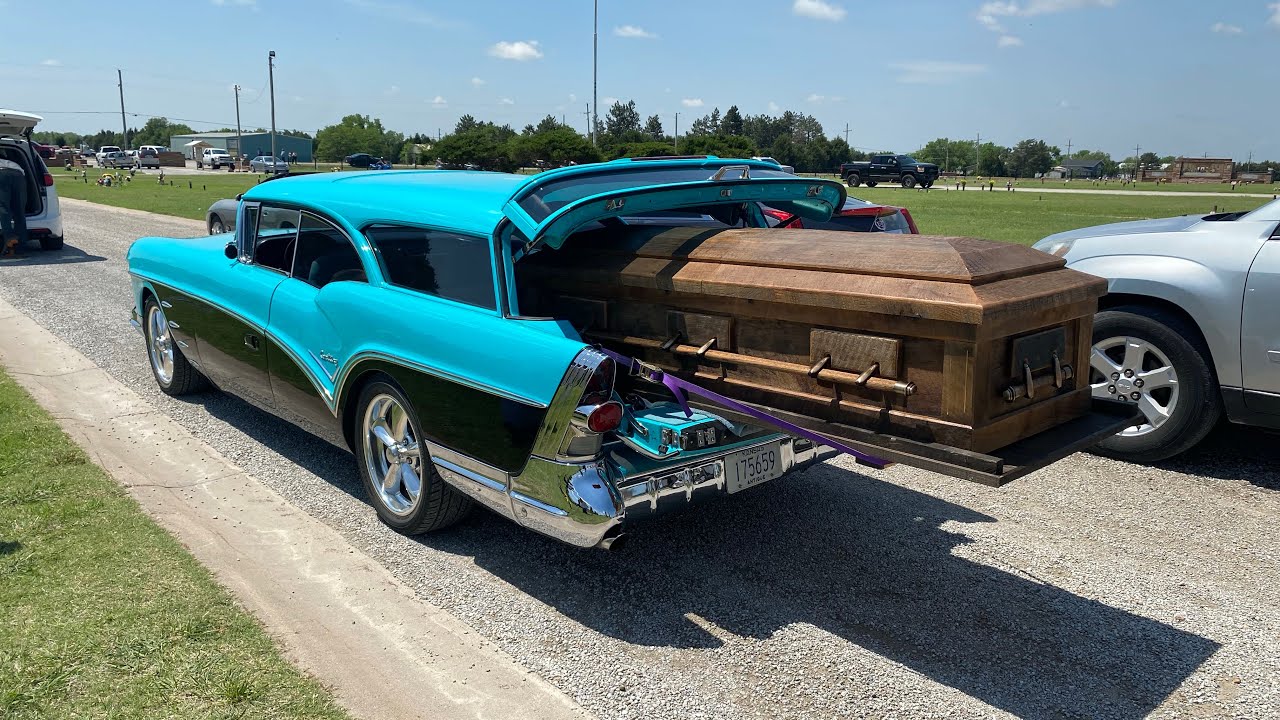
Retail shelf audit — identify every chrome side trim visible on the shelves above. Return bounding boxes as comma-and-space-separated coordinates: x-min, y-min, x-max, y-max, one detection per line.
335, 351, 547, 411
509, 458, 625, 548
431, 450, 516, 523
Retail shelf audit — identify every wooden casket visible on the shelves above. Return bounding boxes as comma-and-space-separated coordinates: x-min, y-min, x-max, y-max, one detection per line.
517, 226, 1129, 484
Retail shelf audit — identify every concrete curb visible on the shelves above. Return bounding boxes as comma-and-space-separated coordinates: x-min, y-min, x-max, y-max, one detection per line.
0, 296, 592, 720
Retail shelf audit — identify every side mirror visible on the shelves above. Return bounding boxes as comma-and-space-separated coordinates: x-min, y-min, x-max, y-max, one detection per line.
224, 242, 238, 260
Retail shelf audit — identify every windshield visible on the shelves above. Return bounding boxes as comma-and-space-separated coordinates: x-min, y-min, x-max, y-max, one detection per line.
517, 166, 797, 223
1242, 197, 1280, 222
210, 149, 229, 155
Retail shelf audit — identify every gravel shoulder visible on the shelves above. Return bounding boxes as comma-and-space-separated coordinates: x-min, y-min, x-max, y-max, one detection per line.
2, 198, 1278, 719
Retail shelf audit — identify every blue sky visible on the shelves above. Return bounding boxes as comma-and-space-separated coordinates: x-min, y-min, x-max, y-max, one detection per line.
5, 0, 1279, 159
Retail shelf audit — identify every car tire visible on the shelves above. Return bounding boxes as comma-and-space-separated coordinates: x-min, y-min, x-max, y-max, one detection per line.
923, 180, 934, 188
209, 215, 225, 234
143, 297, 208, 396
901, 174, 917, 188
39, 235, 64, 251
355, 379, 473, 535
865, 181, 877, 187
1089, 305, 1222, 463
845, 173, 861, 188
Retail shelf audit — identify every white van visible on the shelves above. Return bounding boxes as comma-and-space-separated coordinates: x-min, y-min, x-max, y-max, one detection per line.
0, 109, 63, 251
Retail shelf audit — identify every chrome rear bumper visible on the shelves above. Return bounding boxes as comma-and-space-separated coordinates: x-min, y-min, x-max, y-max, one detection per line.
432, 436, 834, 549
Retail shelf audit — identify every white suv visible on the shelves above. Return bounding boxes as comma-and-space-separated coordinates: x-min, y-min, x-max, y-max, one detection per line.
0, 109, 63, 251
198, 147, 233, 170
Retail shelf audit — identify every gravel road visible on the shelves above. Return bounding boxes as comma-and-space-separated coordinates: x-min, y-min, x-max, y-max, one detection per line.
3, 198, 1278, 719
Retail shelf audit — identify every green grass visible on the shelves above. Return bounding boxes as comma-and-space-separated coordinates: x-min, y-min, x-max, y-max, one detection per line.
0, 368, 350, 720
839, 184, 1271, 244
53, 164, 1275, 245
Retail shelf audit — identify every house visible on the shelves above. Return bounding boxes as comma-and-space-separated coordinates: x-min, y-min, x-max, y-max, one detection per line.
168, 131, 313, 162
1060, 159, 1105, 179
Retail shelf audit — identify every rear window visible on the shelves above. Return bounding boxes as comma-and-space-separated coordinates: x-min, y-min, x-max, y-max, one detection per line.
516, 165, 796, 223
803, 211, 910, 233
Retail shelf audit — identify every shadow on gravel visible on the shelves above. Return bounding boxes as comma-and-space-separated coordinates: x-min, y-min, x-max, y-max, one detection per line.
1150, 423, 1280, 491
433, 464, 1218, 720
0, 244, 107, 267
196, 391, 1220, 719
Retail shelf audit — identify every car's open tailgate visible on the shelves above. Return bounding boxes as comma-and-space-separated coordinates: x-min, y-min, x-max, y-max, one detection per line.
692, 399, 1143, 487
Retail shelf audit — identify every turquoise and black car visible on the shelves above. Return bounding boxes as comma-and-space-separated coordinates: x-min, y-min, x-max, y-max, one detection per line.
128, 158, 855, 549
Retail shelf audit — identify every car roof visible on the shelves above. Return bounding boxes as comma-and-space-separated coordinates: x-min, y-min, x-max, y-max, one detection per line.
241, 170, 527, 235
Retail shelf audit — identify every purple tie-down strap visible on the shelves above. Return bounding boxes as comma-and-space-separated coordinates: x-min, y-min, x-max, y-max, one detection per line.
595, 346, 891, 469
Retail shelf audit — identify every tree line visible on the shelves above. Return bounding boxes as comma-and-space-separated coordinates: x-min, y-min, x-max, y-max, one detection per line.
33, 111, 1277, 177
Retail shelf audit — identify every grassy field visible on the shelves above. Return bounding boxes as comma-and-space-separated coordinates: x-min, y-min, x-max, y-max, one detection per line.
0, 368, 349, 719
53, 165, 1274, 245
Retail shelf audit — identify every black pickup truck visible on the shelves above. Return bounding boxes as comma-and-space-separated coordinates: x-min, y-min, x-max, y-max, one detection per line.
840, 154, 939, 189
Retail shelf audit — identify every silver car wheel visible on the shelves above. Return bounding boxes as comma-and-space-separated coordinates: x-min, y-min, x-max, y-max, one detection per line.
1090, 336, 1180, 437
362, 393, 423, 517
146, 304, 175, 385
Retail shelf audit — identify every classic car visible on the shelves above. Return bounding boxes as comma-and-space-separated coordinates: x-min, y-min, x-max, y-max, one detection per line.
1034, 199, 1280, 461
129, 158, 1133, 549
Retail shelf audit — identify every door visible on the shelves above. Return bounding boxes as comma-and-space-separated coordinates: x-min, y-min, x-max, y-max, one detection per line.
195, 203, 297, 409
1240, 235, 1280, 412
266, 211, 369, 442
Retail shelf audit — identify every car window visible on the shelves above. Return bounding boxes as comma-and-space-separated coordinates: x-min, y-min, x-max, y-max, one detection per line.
252, 205, 300, 273
292, 213, 365, 287
365, 224, 496, 310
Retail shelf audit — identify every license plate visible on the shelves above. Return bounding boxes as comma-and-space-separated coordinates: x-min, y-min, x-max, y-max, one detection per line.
725, 442, 784, 494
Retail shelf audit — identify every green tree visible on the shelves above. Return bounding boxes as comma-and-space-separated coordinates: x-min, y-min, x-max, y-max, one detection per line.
510, 126, 599, 167
677, 134, 756, 158
454, 115, 481, 134
770, 133, 796, 168
976, 142, 1009, 176
432, 124, 517, 171
612, 141, 676, 159
829, 137, 854, 165
721, 106, 744, 136
604, 100, 642, 139
315, 115, 402, 162
643, 115, 664, 140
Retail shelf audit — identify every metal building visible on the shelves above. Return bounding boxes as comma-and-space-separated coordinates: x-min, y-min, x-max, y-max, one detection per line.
168, 131, 313, 162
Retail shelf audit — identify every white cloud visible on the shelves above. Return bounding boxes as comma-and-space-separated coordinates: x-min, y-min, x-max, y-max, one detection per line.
40, 59, 61, 66
489, 40, 543, 61
431, 95, 447, 107
470, 76, 486, 86
792, 0, 845, 21
614, 24, 656, 38
681, 98, 704, 108
500, 97, 515, 105
1209, 21, 1243, 34
890, 61, 988, 84
767, 101, 780, 113
212, 0, 256, 5
806, 93, 843, 103
602, 96, 619, 106
1269, 3, 1280, 28
977, 0, 1117, 43
568, 93, 577, 102
386, 85, 400, 95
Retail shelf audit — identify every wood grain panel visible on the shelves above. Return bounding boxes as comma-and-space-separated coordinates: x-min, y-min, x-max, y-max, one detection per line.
810, 329, 901, 377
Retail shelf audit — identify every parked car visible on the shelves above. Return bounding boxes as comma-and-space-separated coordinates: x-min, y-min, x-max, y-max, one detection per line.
198, 147, 233, 170
79, 147, 95, 158
841, 154, 939, 189
751, 156, 795, 174
1033, 200, 1280, 461
95, 145, 121, 165
135, 145, 163, 169
102, 151, 133, 168
762, 197, 919, 233
0, 109, 64, 250
133, 158, 1126, 547
249, 155, 288, 174
345, 153, 380, 168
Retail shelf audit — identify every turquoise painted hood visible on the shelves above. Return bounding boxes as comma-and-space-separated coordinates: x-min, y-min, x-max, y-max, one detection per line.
502, 159, 847, 251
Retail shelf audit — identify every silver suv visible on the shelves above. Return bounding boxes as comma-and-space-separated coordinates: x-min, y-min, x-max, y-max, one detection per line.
0, 109, 64, 251
1035, 199, 1280, 461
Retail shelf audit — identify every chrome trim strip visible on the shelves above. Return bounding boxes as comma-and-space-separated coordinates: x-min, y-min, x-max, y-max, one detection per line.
434, 455, 506, 493
159, 300, 173, 309
509, 491, 569, 517
167, 320, 180, 329
334, 351, 546, 410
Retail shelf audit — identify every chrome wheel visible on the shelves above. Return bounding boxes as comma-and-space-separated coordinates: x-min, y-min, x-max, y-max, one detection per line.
361, 393, 423, 517
146, 303, 175, 385
1090, 336, 1180, 437
210, 216, 225, 234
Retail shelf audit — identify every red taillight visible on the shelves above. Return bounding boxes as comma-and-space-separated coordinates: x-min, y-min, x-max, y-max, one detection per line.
586, 401, 624, 433
43, 172, 54, 187
762, 207, 802, 228
582, 357, 615, 406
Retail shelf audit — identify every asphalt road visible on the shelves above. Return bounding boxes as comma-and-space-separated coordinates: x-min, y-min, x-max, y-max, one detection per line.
3, 199, 1279, 719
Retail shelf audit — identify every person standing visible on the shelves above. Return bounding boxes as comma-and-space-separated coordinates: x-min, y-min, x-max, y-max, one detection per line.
0, 156, 28, 257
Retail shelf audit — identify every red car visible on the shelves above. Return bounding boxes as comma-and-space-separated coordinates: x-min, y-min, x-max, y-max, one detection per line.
762, 197, 918, 234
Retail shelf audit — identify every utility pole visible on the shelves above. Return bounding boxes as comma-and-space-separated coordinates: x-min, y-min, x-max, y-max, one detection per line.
234, 85, 243, 161
843, 123, 851, 145
591, 0, 598, 146
268, 51, 278, 165
974, 132, 980, 174
117, 69, 128, 150
674, 112, 679, 154
583, 103, 591, 137
1065, 138, 1072, 159
1133, 144, 1140, 180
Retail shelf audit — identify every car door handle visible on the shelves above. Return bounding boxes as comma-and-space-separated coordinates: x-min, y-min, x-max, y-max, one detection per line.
244, 334, 260, 351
